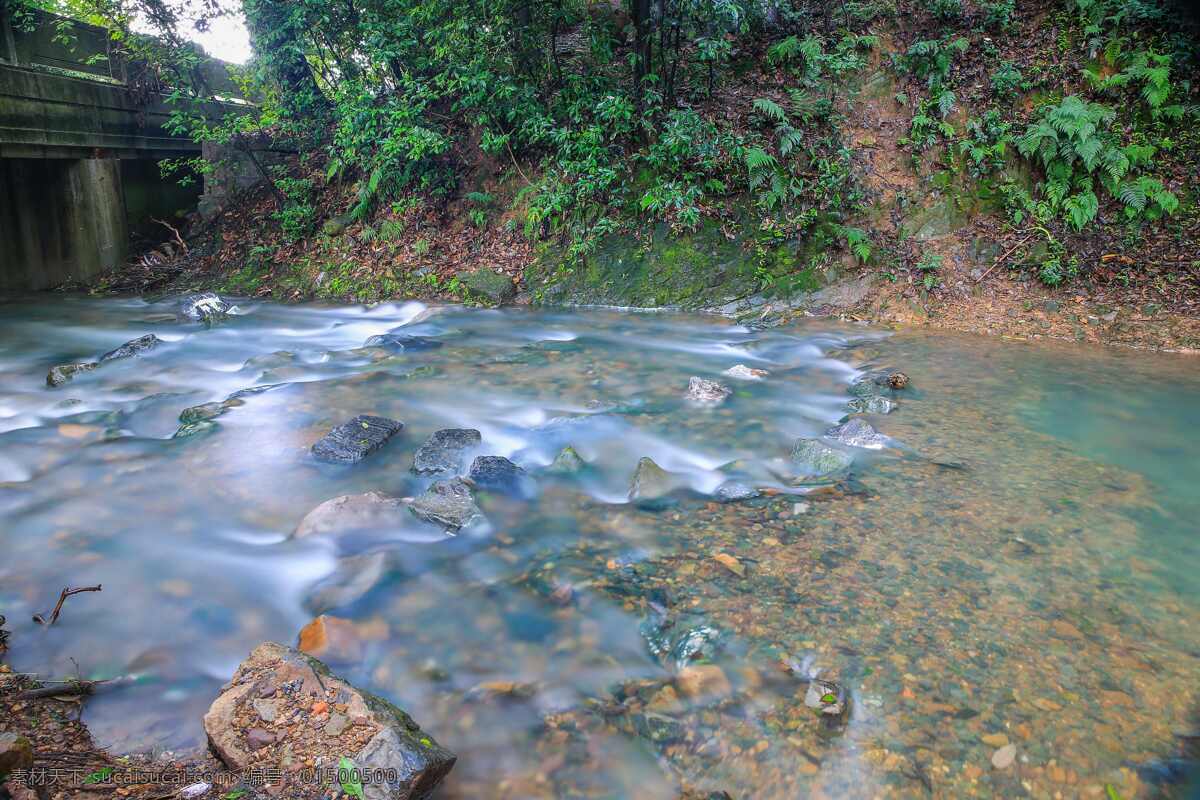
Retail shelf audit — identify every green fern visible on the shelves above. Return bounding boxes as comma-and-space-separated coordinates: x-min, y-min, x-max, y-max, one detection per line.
753, 98, 788, 123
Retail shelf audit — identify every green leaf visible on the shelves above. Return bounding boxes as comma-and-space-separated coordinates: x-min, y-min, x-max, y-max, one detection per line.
339, 757, 365, 800
84, 767, 114, 785
752, 97, 787, 123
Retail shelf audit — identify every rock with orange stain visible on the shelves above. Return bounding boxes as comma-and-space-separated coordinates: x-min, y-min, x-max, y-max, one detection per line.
297, 615, 364, 664
675, 664, 733, 700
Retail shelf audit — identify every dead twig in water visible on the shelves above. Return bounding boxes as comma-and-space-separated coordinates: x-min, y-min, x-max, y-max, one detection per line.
975, 233, 1036, 283
33, 585, 102, 626
12, 674, 140, 701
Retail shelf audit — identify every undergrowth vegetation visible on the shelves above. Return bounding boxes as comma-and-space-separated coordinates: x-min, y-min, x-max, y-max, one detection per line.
17, 0, 1199, 297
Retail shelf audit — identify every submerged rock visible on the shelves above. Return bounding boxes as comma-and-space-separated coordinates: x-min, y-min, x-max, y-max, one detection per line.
825, 418, 888, 449
467, 455, 530, 496
628, 457, 676, 506
547, 445, 585, 474
847, 395, 895, 414
714, 481, 760, 503
791, 438, 854, 478
408, 478, 482, 532
684, 376, 732, 405
412, 428, 481, 474
722, 364, 769, 381
306, 552, 388, 612
295, 492, 410, 538
179, 401, 226, 424
311, 415, 404, 464
203, 642, 455, 799
178, 292, 229, 323
173, 420, 219, 439
460, 269, 516, 305
804, 678, 848, 721
100, 333, 161, 362
641, 614, 725, 671
46, 361, 97, 387
363, 333, 444, 352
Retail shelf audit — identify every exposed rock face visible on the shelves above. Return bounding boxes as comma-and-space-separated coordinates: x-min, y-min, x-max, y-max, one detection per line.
179, 292, 230, 323
722, 364, 769, 381
628, 457, 676, 506
467, 456, 529, 496
790, 438, 854, 478
407, 478, 482, 531
295, 492, 410, 538
46, 361, 97, 387
312, 415, 404, 464
684, 376, 732, 405
202, 642, 455, 800
100, 333, 161, 362
412, 429, 481, 474
547, 445, 585, 474
363, 333, 444, 352
460, 269, 516, 305
825, 418, 888, 449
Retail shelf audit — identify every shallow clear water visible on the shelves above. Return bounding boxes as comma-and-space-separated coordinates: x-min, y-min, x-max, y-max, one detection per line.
1, 294, 1197, 798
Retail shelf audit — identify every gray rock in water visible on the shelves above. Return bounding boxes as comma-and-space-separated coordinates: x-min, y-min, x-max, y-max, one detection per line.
629, 457, 676, 507
295, 492, 410, 538
804, 678, 848, 721
312, 415, 404, 464
412, 428, 481, 474
46, 361, 97, 387
306, 551, 389, 612
825, 418, 888, 449
791, 438, 854, 478
203, 642, 455, 800
408, 478, 483, 532
179, 401, 226, 424
714, 481, 760, 503
847, 395, 895, 414
684, 376, 732, 405
641, 615, 725, 672
363, 333, 444, 352
468, 456, 530, 496
547, 445, 585, 474
173, 419, 219, 439
100, 333, 161, 362
179, 292, 229, 323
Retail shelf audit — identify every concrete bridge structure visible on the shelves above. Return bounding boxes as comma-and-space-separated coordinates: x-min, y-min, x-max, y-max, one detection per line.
0, 5, 249, 290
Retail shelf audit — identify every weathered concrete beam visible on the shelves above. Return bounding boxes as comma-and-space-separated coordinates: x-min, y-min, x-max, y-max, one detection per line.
0, 64, 235, 159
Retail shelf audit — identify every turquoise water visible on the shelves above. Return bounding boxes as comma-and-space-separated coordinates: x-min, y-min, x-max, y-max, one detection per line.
0, 295, 1196, 798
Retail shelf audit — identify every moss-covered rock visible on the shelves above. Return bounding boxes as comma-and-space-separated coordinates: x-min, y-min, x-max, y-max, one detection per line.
460, 268, 516, 305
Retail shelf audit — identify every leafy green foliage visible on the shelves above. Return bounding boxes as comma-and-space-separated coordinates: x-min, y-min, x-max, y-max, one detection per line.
991, 62, 1024, 100
958, 110, 1011, 177
899, 37, 969, 87
338, 757, 365, 800
1016, 95, 1177, 231
981, 0, 1016, 30
839, 226, 872, 263
929, 0, 962, 22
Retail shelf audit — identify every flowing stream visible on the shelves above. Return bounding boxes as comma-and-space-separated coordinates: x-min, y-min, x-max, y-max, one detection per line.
1, 294, 1197, 798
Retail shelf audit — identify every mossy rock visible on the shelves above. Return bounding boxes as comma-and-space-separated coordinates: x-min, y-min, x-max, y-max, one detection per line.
461, 269, 516, 305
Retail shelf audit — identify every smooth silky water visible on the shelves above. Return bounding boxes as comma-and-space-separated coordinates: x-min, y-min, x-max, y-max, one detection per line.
0, 295, 1197, 798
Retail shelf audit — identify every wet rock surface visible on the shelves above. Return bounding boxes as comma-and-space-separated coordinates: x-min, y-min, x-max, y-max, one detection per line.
363, 333, 444, 352
460, 269, 516, 304
722, 364, 769, 381
100, 334, 161, 362
407, 478, 482, 531
628, 457, 677, 507
825, 418, 888, 449
46, 361, 97, 387
790, 438, 854, 480
178, 292, 230, 323
684, 376, 732, 405
311, 415, 404, 463
202, 642, 455, 800
412, 428, 481, 474
295, 492, 410, 538
547, 445, 585, 474
467, 455, 530, 496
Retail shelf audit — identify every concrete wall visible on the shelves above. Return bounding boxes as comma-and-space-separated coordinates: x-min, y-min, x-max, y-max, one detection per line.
121, 159, 201, 242
0, 157, 126, 291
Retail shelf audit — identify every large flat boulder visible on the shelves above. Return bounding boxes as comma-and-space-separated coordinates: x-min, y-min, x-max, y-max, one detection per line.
203, 642, 455, 800
411, 429, 480, 474
312, 416, 404, 464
